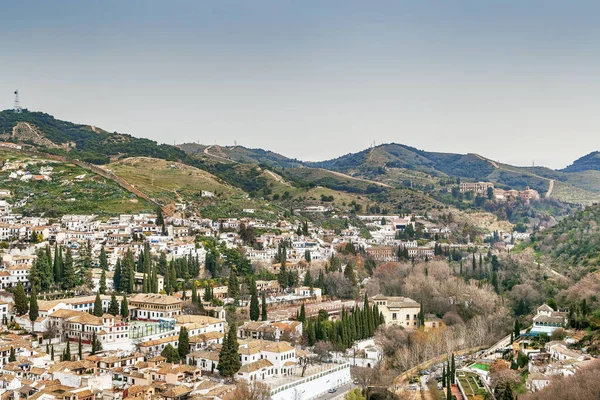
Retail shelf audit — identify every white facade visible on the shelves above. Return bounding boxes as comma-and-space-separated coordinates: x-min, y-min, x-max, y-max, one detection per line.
270, 363, 351, 400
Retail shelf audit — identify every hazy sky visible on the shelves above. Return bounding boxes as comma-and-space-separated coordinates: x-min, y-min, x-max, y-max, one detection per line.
1, 1, 599, 169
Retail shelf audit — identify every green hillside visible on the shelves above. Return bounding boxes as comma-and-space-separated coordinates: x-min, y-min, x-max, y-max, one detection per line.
528, 204, 600, 280
562, 151, 600, 172
0, 151, 151, 217
178, 143, 302, 168
0, 110, 188, 164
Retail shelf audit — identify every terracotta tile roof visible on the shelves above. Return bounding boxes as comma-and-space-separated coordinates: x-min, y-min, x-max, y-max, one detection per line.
238, 359, 273, 373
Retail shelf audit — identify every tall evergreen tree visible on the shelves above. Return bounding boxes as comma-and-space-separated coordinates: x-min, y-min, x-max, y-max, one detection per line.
99, 246, 108, 271
277, 263, 288, 289
121, 296, 129, 319
78, 336, 83, 360
113, 258, 122, 291
108, 293, 119, 315
204, 285, 212, 301
249, 279, 260, 321
14, 282, 29, 315
8, 347, 16, 362
303, 270, 313, 287
151, 266, 158, 294
191, 282, 198, 304
93, 293, 103, 317
91, 331, 102, 355
344, 263, 357, 286
451, 353, 456, 384
64, 340, 71, 361
178, 326, 190, 360
99, 269, 107, 295
298, 304, 306, 322
158, 252, 168, 275
227, 267, 239, 299
63, 247, 77, 290
261, 291, 268, 321
514, 319, 521, 339
52, 244, 61, 284
218, 324, 241, 377
29, 288, 39, 324
156, 206, 166, 235
51, 345, 54, 360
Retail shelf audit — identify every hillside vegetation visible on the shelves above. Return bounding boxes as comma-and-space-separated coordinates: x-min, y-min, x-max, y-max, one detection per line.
529, 204, 600, 280
0, 151, 151, 216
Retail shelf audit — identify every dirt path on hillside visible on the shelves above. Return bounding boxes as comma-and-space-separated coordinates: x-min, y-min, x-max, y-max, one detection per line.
203, 144, 236, 163
472, 153, 499, 169
264, 169, 292, 186
546, 179, 554, 198
321, 169, 392, 188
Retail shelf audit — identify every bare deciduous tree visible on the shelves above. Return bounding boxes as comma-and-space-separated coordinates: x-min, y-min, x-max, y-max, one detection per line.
231, 380, 271, 400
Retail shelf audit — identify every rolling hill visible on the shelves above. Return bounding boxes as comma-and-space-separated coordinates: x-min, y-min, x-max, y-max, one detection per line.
0, 150, 152, 217
562, 151, 600, 173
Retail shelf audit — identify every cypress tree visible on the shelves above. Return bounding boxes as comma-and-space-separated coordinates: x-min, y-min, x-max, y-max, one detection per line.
63, 247, 77, 290
99, 246, 108, 271
151, 266, 158, 293
91, 331, 102, 355
93, 293, 103, 317
298, 304, 306, 322
29, 288, 39, 325
108, 293, 120, 316
99, 269, 107, 295
113, 258, 122, 291
178, 326, 190, 360
52, 244, 61, 284
514, 319, 521, 339
121, 296, 129, 319
218, 324, 241, 377
142, 272, 149, 293
442, 365, 446, 388
249, 281, 260, 321
261, 291, 268, 321
78, 336, 83, 360
64, 340, 71, 361
51, 345, 54, 360
8, 347, 16, 362
278, 263, 288, 289
227, 267, 239, 299
451, 353, 456, 384
303, 270, 313, 287
191, 282, 198, 304
344, 263, 357, 286
14, 282, 29, 315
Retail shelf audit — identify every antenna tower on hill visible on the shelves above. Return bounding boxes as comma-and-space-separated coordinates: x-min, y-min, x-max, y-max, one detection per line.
13, 90, 22, 113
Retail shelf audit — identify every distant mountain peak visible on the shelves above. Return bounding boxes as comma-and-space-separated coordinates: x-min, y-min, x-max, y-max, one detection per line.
562, 151, 600, 172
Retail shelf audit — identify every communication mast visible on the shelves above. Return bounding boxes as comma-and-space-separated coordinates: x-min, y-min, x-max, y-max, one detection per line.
13, 90, 22, 113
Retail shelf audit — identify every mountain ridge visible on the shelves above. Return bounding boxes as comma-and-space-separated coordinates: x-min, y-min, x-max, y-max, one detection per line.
2, 109, 600, 205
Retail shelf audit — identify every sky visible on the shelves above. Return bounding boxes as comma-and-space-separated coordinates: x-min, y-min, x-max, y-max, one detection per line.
1, 1, 599, 169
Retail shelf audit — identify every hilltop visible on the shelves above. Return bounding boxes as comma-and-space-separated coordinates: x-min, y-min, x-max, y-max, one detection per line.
2, 108, 599, 226
562, 151, 600, 173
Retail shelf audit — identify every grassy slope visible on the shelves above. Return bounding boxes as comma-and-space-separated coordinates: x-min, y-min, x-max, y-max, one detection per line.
0, 151, 151, 216
107, 157, 236, 204
107, 157, 283, 221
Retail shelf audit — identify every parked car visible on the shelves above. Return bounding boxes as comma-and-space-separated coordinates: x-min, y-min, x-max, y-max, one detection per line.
328, 388, 337, 393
